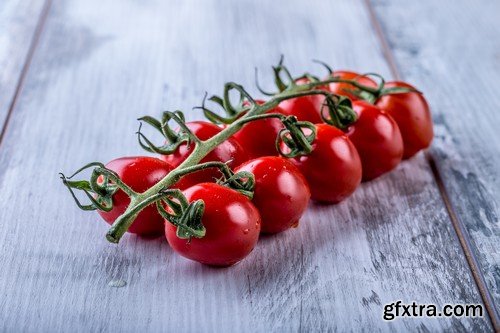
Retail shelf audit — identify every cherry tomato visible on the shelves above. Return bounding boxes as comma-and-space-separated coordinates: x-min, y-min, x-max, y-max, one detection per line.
231, 100, 284, 159
162, 121, 248, 188
165, 183, 261, 266
235, 156, 310, 234
346, 101, 404, 181
98, 156, 174, 237
328, 71, 377, 101
286, 124, 362, 203
278, 78, 325, 123
375, 81, 433, 159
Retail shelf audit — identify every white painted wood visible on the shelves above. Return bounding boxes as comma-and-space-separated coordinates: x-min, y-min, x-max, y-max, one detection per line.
371, 0, 500, 315
0, 0, 492, 331
0, 0, 46, 126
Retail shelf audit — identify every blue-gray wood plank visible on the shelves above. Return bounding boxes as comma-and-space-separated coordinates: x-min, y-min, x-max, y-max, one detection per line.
0, 0, 494, 332
370, 0, 500, 322
0, 0, 47, 129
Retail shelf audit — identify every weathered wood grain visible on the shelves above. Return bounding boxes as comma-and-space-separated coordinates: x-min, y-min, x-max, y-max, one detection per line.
370, 0, 500, 319
0, 0, 47, 129
0, 0, 492, 331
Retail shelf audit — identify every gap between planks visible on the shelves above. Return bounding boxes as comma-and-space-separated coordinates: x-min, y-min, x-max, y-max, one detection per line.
0, 0, 53, 148
363, 0, 500, 329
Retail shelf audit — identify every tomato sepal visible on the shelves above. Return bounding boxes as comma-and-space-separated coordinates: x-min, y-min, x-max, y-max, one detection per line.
137, 111, 200, 155
60, 161, 133, 212
276, 116, 317, 158
155, 189, 207, 240
320, 95, 358, 130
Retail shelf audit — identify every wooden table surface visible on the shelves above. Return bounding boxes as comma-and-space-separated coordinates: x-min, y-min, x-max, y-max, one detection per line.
0, 0, 499, 332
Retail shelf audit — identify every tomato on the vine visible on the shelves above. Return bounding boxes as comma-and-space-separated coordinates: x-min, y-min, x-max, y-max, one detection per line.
285, 124, 362, 203
98, 156, 174, 237
327, 71, 377, 101
165, 183, 261, 266
346, 101, 404, 181
235, 156, 310, 234
375, 81, 433, 159
278, 78, 326, 123
231, 100, 284, 159
163, 121, 248, 188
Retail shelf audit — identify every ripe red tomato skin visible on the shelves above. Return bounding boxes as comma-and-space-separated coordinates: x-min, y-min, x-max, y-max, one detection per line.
165, 183, 261, 267
286, 124, 362, 203
375, 81, 433, 159
162, 121, 248, 188
278, 78, 326, 123
97, 157, 174, 237
235, 157, 310, 234
278, 96, 323, 123
328, 71, 377, 101
347, 101, 404, 181
232, 100, 284, 159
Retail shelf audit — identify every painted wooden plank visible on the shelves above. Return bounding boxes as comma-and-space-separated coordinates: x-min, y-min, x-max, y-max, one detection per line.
370, 0, 500, 317
0, 0, 492, 331
0, 0, 47, 128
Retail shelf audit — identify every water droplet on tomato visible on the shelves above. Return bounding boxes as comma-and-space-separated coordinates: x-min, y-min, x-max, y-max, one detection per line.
243, 228, 249, 234
108, 279, 127, 288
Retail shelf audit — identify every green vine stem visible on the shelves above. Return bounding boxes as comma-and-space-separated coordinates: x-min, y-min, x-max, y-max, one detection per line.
105, 80, 356, 243
311, 60, 421, 103
235, 113, 317, 157
106, 159, 257, 242
175, 161, 256, 199
63, 59, 409, 244
62, 159, 257, 243
329, 73, 421, 103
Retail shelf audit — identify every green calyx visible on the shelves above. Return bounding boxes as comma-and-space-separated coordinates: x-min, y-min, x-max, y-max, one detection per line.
175, 161, 256, 199
60, 162, 134, 212
320, 95, 358, 130
155, 189, 206, 240
276, 116, 317, 158
334, 72, 421, 104
137, 111, 200, 155
195, 82, 260, 125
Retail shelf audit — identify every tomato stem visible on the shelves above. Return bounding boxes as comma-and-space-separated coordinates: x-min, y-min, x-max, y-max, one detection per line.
329, 73, 421, 103
176, 161, 256, 199
63, 60, 394, 244
106, 83, 344, 243
60, 162, 137, 212
105, 160, 255, 241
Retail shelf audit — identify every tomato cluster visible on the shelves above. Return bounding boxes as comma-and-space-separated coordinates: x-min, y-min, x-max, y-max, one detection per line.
68, 66, 433, 267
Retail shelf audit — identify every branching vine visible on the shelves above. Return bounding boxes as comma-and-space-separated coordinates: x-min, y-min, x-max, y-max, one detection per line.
61, 58, 417, 244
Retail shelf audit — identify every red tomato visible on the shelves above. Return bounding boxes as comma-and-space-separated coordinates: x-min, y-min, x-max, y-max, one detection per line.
232, 100, 284, 159
375, 81, 433, 159
165, 183, 261, 266
163, 121, 248, 188
286, 124, 362, 203
98, 156, 174, 237
328, 71, 377, 101
235, 156, 310, 234
278, 78, 325, 123
347, 101, 404, 181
